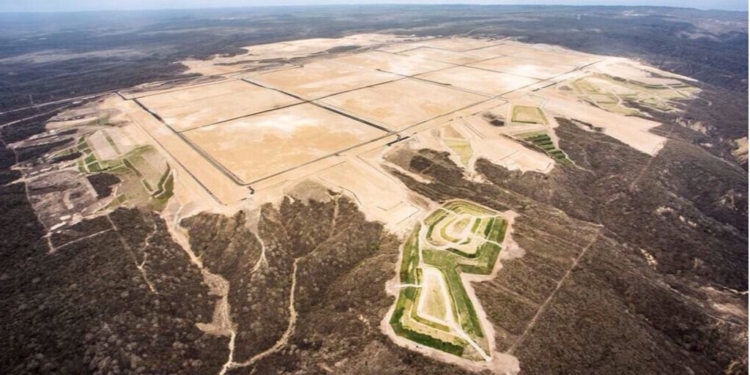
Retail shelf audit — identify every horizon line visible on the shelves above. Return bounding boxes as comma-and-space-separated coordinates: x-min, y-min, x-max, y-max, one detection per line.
0, 3, 746, 15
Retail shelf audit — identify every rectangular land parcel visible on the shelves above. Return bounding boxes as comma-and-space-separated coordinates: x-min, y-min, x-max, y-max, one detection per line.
416, 66, 540, 96
248, 60, 401, 99
320, 79, 487, 131
137, 80, 301, 132
182, 103, 389, 184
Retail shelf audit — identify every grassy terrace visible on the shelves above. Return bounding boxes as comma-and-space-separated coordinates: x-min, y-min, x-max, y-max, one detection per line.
391, 225, 467, 356
390, 201, 508, 359
512, 105, 548, 125
520, 132, 573, 166
72, 136, 174, 210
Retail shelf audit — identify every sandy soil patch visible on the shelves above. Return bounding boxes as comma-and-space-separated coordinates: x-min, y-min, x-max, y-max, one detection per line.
247, 59, 401, 99
181, 33, 411, 76
543, 91, 665, 155
184, 104, 387, 184
321, 78, 486, 131
330, 50, 454, 76
137, 80, 300, 131
419, 38, 501, 52
416, 66, 539, 97
495, 43, 600, 66
88, 130, 119, 161
469, 56, 577, 80
593, 60, 697, 85
317, 157, 419, 229
732, 137, 748, 165
240, 33, 402, 58
377, 37, 497, 54
399, 47, 488, 65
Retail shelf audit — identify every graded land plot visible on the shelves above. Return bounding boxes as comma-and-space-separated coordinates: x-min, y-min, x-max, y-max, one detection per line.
416, 66, 540, 97
399, 47, 488, 65
181, 34, 408, 75
459, 45, 513, 60
247, 60, 401, 99
88, 129, 121, 161
511, 106, 549, 125
239, 34, 402, 60
469, 56, 577, 80
183, 104, 388, 184
418, 38, 501, 52
317, 158, 419, 227
594, 61, 698, 86
137, 80, 301, 132
320, 79, 487, 131
390, 200, 508, 361
497, 43, 600, 66
542, 92, 667, 155
330, 50, 454, 76
378, 38, 498, 54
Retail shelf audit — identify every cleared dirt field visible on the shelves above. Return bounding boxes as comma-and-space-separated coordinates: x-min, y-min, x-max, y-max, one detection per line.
182, 33, 410, 76
137, 80, 301, 132
331, 50, 454, 76
496, 43, 600, 66
248, 60, 401, 99
183, 104, 388, 184
321, 78, 486, 131
419, 38, 501, 52
88, 130, 120, 161
416, 66, 540, 97
316, 157, 420, 229
469, 56, 576, 80
399, 47, 488, 65
543, 91, 666, 155
593, 60, 698, 86
377, 38, 498, 54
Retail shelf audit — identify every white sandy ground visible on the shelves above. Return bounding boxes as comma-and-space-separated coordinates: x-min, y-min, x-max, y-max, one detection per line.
399, 47, 491, 65
183, 103, 388, 184
70, 35, 686, 229
320, 78, 487, 131
542, 90, 667, 155
416, 66, 540, 97
137, 80, 301, 131
247, 59, 402, 99
469, 56, 578, 80
593, 59, 698, 85
181, 33, 419, 76
330, 50, 454, 76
